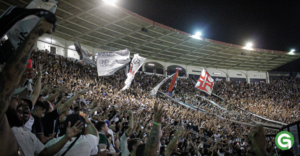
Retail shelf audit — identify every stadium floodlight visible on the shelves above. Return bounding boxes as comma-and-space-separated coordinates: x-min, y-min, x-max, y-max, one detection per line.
195, 32, 201, 37
3, 35, 8, 40
246, 42, 252, 47
103, 0, 116, 6
148, 63, 155, 66
191, 31, 202, 40
290, 49, 295, 53
243, 42, 253, 50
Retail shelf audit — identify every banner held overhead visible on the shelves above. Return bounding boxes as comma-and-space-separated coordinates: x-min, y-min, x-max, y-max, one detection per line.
97, 49, 131, 76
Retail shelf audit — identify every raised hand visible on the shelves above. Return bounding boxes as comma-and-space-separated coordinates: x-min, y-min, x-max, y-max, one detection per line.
36, 17, 54, 36
190, 141, 198, 150
84, 116, 92, 125
164, 127, 183, 156
50, 133, 56, 139
248, 125, 268, 156
66, 121, 84, 139
78, 88, 89, 95
154, 100, 164, 123
37, 64, 43, 77
175, 127, 183, 137
128, 110, 133, 117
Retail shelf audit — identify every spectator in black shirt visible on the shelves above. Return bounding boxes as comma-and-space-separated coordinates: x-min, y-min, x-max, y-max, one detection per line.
42, 100, 60, 137
31, 101, 55, 143
43, 90, 82, 138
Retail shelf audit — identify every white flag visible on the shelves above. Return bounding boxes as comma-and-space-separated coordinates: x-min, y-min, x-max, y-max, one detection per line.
121, 54, 146, 91
195, 69, 214, 95
7, 0, 57, 49
149, 73, 175, 96
97, 49, 131, 76
74, 38, 94, 66
26, 0, 57, 13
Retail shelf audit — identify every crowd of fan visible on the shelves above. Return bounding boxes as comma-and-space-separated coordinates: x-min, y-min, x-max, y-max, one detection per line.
0, 18, 298, 156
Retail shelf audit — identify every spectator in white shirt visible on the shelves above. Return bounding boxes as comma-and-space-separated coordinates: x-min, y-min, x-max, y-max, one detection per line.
46, 114, 99, 156
11, 97, 84, 156
213, 131, 221, 142
120, 111, 134, 156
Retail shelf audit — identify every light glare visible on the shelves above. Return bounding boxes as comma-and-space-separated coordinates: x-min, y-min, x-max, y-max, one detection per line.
246, 43, 253, 47
195, 32, 201, 37
243, 42, 253, 50
191, 32, 202, 40
3, 35, 8, 40
291, 49, 295, 53
104, 0, 116, 6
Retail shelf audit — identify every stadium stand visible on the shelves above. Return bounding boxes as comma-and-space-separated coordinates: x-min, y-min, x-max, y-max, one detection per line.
0, 0, 300, 156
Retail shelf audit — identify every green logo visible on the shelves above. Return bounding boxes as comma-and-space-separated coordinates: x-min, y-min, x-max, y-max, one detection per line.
275, 131, 294, 150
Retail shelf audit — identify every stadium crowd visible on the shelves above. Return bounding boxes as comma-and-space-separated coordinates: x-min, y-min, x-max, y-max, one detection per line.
0, 18, 299, 156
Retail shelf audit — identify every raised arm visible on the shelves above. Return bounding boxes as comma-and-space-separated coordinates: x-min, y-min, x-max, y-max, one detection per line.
87, 100, 96, 109
145, 100, 164, 156
191, 141, 202, 156
0, 18, 53, 120
18, 68, 33, 88
40, 121, 83, 156
40, 84, 51, 96
57, 89, 87, 114
164, 127, 183, 156
211, 141, 219, 154
45, 88, 63, 103
125, 110, 134, 136
37, 132, 56, 144
84, 116, 98, 137
249, 125, 268, 156
0, 18, 54, 156
88, 106, 98, 116
57, 95, 77, 114
30, 64, 43, 105
54, 95, 65, 110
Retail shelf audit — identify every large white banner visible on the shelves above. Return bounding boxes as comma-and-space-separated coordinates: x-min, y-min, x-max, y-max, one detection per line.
97, 49, 130, 76
74, 38, 95, 66
149, 73, 175, 96
121, 54, 146, 91
7, 0, 57, 49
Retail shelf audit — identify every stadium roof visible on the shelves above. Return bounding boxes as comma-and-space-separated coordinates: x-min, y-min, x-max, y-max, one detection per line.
1, 0, 300, 71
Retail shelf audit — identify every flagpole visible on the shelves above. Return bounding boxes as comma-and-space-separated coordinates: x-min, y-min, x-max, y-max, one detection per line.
191, 78, 287, 126
157, 90, 280, 130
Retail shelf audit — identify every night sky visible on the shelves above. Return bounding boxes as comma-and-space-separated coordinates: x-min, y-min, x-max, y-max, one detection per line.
118, 0, 300, 52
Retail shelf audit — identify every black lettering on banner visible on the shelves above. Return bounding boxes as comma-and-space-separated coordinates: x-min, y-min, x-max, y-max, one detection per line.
129, 57, 141, 74
18, 32, 28, 45
133, 57, 140, 65
99, 59, 109, 67
99, 52, 117, 57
